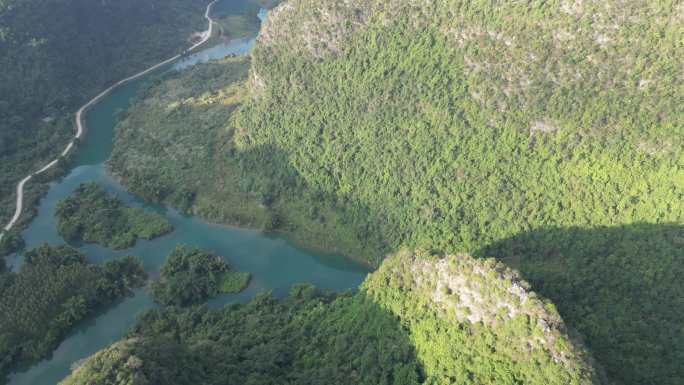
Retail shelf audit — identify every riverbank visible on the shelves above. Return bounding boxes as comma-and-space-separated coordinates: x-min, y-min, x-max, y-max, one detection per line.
106, 55, 382, 267
0, 0, 217, 246
0, 0, 210, 248
5, 4, 369, 383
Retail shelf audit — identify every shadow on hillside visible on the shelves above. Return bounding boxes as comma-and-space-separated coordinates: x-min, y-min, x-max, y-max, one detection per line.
228, 143, 392, 264
475, 223, 684, 385
126, 286, 424, 385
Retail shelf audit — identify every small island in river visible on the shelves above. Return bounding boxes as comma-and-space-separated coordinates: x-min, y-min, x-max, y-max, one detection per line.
56, 183, 174, 249
151, 245, 251, 306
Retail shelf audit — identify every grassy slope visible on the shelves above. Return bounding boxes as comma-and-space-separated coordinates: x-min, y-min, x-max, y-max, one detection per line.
109, 57, 372, 259
109, 58, 268, 225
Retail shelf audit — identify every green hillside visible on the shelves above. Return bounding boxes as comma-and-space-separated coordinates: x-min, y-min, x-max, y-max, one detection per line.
362, 251, 602, 385
60, 252, 601, 385
106, 0, 683, 383
231, 2, 683, 383
236, 0, 683, 260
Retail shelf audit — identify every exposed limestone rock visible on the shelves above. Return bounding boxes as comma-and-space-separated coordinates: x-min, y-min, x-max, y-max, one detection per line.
530, 120, 560, 134
59, 338, 148, 385
363, 250, 602, 384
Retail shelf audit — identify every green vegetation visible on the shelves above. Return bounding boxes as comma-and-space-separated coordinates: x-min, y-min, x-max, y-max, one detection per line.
109, 56, 377, 259
62, 287, 422, 385
56, 183, 173, 249
477, 223, 684, 385
0, 0, 208, 250
0, 231, 24, 258
151, 245, 250, 306
218, 270, 251, 294
0, 244, 147, 377
108, 57, 264, 225
363, 250, 601, 385
239, 1, 682, 383
237, 0, 683, 262
61, 253, 601, 385
108, 0, 683, 383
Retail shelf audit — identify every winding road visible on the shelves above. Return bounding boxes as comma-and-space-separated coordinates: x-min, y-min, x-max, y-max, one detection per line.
0, 1, 217, 242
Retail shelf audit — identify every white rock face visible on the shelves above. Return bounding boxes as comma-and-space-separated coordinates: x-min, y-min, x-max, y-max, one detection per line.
368, 251, 594, 368
530, 120, 560, 134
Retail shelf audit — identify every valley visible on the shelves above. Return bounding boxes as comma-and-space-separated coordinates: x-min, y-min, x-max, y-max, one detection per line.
1, 1, 682, 384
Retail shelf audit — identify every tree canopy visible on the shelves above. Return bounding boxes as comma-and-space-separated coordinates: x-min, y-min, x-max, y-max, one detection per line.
56, 183, 173, 249
151, 245, 250, 306
61, 251, 602, 385
0, 244, 147, 377
0, 0, 207, 255
93, 0, 684, 383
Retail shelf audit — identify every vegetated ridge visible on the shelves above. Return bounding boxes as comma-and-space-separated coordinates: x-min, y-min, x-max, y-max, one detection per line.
363, 250, 602, 385
60, 250, 602, 385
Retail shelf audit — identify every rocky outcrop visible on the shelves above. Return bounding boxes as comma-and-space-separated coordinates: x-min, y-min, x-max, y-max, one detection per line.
363, 250, 603, 385
60, 339, 147, 385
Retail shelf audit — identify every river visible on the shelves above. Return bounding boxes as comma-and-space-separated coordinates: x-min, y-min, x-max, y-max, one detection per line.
4, 3, 368, 384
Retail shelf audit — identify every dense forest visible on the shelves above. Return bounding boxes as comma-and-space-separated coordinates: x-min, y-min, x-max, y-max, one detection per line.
476, 223, 684, 385
0, 245, 147, 378
56, 183, 173, 249
61, 251, 600, 385
151, 245, 250, 306
108, 57, 261, 224
109, 56, 368, 258
108, 0, 683, 384
0, 0, 208, 255
233, 2, 683, 384
60, 288, 421, 385
238, 0, 683, 261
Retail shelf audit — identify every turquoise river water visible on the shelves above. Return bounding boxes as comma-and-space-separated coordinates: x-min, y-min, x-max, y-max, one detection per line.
5, 5, 368, 385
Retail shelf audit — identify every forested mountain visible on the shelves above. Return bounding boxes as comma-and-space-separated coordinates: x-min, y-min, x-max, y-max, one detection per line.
232, 1, 683, 384
362, 251, 603, 385
108, 0, 683, 384
0, 245, 146, 377
237, 0, 682, 261
0, 0, 207, 252
61, 252, 601, 385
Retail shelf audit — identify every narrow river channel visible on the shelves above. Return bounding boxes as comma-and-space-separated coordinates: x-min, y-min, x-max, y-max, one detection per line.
5, 3, 369, 384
